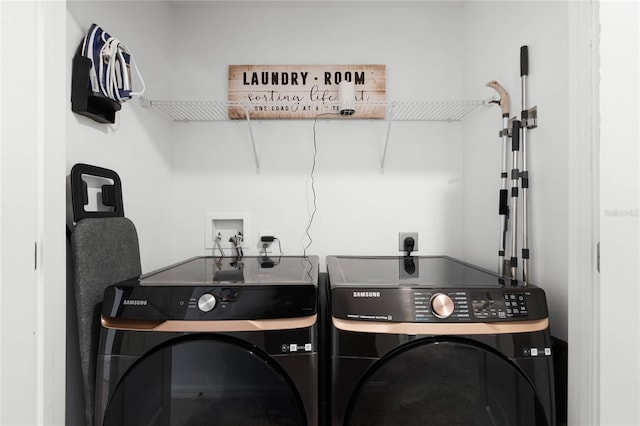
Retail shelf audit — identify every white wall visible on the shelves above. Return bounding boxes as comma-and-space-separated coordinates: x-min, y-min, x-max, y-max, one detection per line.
66, 4, 176, 423
461, 1, 569, 340
166, 2, 468, 267
66, 1, 177, 272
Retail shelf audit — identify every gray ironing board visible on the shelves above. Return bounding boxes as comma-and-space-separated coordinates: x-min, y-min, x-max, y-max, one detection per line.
69, 164, 141, 426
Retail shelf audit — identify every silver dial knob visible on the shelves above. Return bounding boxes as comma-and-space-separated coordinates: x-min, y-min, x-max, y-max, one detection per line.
430, 293, 454, 319
198, 293, 217, 312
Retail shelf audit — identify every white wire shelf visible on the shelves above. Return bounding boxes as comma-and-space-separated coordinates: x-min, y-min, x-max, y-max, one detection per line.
140, 98, 490, 173
141, 99, 488, 122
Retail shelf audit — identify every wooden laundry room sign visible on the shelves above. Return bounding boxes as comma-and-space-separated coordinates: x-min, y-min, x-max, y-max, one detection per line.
228, 64, 386, 119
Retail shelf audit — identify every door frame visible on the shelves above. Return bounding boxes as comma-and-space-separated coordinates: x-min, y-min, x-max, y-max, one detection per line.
597, 1, 640, 424
0, 0, 66, 424
566, 1, 600, 425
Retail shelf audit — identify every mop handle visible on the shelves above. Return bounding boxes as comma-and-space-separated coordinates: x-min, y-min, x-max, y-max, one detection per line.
520, 45, 530, 284
520, 46, 529, 77
510, 119, 521, 282
521, 45, 529, 120
487, 80, 512, 277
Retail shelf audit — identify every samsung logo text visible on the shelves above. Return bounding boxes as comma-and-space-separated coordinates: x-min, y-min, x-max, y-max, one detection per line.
123, 299, 147, 306
353, 291, 381, 298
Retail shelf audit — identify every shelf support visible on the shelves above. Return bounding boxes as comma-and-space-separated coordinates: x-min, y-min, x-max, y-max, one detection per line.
380, 102, 396, 174
243, 107, 260, 174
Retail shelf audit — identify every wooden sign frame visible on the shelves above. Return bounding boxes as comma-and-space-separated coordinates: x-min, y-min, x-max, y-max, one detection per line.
228, 64, 386, 119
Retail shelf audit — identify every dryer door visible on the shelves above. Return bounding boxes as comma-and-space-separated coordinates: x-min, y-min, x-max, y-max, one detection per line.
101, 337, 306, 426
345, 338, 549, 426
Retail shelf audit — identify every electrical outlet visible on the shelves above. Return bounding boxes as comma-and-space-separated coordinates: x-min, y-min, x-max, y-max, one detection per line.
398, 232, 418, 252
257, 231, 275, 252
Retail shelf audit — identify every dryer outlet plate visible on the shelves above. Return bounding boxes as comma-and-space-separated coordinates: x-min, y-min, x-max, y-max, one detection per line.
398, 232, 418, 252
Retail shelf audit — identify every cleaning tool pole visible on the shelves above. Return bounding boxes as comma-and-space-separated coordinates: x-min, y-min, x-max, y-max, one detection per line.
486, 81, 511, 277
510, 119, 521, 283
520, 45, 530, 283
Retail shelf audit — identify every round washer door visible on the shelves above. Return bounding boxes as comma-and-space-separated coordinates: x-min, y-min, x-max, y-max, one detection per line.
345, 339, 549, 426
102, 337, 306, 426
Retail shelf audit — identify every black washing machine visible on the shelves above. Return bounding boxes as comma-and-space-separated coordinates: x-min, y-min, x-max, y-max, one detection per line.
326, 255, 555, 426
94, 255, 319, 426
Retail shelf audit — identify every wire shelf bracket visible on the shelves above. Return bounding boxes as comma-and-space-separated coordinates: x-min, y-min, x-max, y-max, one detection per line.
141, 98, 261, 173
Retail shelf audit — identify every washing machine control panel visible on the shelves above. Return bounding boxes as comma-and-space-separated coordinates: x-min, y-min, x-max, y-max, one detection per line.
331, 287, 548, 323
472, 292, 529, 319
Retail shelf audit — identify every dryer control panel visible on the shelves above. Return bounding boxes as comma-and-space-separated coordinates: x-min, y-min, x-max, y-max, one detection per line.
101, 256, 319, 322
331, 287, 547, 323
102, 283, 317, 321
